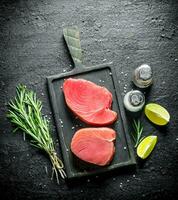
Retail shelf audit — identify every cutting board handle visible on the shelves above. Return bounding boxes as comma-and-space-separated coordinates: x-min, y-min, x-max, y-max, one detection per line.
63, 26, 83, 69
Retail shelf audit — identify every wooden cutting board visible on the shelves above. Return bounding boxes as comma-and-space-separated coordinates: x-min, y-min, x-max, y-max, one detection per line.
47, 27, 136, 179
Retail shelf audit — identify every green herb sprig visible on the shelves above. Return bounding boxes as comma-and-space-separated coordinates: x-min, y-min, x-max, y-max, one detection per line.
131, 119, 145, 148
7, 84, 66, 183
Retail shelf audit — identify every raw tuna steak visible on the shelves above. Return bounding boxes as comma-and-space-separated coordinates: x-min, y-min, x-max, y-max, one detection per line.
63, 78, 117, 125
71, 128, 116, 166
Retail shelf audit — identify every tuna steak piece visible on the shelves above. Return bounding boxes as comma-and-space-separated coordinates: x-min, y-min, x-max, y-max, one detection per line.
63, 78, 117, 125
71, 128, 116, 166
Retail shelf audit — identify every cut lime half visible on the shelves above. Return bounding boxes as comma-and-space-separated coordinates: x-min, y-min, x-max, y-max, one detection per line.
137, 135, 157, 159
145, 103, 170, 126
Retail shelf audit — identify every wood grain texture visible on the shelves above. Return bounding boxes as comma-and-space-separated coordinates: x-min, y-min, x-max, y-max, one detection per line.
63, 27, 82, 67
0, 0, 178, 199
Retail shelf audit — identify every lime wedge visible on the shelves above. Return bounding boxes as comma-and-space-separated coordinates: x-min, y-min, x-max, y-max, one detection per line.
137, 136, 157, 159
145, 103, 170, 126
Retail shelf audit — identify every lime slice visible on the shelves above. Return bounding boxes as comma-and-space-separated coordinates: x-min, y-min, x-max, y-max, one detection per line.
145, 103, 170, 125
137, 136, 157, 159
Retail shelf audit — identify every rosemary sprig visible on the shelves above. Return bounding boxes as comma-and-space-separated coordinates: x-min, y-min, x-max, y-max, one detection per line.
7, 84, 66, 183
131, 119, 145, 148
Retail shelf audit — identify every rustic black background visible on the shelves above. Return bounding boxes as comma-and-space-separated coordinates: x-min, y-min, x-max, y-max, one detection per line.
0, 0, 178, 199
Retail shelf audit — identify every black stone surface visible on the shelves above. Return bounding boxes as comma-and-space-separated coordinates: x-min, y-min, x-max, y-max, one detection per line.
0, 0, 178, 199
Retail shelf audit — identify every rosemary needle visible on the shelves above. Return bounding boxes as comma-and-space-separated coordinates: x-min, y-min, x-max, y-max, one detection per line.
7, 84, 66, 183
131, 119, 145, 148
